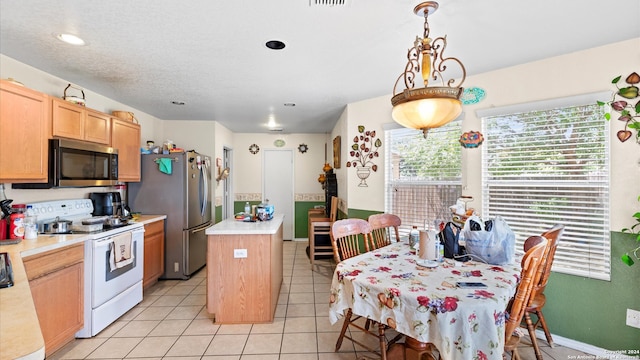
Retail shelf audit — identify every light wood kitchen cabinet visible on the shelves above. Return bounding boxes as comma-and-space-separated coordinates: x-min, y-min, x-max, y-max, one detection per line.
0, 80, 50, 183
111, 118, 141, 182
23, 243, 84, 357
51, 97, 111, 144
143, 219, 165, 289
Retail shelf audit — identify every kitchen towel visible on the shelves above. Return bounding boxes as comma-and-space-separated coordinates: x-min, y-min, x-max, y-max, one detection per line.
158, 158, 173, 175
109, 232, 134, 271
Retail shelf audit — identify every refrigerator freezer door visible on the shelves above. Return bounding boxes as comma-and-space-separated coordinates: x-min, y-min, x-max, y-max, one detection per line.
183, 221, 211, 276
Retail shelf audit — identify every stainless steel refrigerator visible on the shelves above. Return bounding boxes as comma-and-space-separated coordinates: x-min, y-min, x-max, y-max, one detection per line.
128, 151, 212, 279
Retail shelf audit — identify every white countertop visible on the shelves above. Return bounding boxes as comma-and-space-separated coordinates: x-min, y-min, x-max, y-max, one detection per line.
205, 214, 284, 235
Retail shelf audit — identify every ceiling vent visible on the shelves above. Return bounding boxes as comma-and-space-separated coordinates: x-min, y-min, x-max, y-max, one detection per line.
269, 127, 284, 132
309, 0, 351, 7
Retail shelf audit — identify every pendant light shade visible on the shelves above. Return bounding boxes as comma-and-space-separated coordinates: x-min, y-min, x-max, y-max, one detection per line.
391, 1, 466, 138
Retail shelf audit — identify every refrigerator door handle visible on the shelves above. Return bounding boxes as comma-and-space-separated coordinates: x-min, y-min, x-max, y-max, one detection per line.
191, 226, 209, 234
201, 161, 208, 217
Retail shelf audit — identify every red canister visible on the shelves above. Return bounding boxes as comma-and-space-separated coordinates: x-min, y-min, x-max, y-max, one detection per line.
9, 204, 26, 239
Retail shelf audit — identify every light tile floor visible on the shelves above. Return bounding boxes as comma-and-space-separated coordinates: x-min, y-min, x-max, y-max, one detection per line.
52, 241, 595, 360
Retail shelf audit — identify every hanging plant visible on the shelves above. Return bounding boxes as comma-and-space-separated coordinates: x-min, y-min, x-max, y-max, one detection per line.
597, 72, 640, 144
347, 125, 382, 171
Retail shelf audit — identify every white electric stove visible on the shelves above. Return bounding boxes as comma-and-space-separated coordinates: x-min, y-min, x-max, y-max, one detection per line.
27, 199, 145, 338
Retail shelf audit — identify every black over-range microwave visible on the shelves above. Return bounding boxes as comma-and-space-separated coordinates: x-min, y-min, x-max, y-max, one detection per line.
13, 138, 118, 189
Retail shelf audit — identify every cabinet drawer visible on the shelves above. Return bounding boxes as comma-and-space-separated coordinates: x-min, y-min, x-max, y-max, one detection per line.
144, 220, 164, 236
23, 243, 84, 280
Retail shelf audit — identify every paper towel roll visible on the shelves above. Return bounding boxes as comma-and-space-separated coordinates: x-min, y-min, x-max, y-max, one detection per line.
419, 230, 437, 260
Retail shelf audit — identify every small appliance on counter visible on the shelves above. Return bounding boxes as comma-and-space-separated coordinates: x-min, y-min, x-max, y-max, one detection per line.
89, 192, 124, 217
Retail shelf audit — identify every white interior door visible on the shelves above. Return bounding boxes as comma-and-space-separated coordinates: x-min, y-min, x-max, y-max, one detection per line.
263, 149, 293, 240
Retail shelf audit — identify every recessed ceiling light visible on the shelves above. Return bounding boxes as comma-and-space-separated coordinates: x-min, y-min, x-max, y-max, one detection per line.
284, 103, 296, 107
55, 33, 85, 46
265, 40, 286, 50
171, 101, 185, 105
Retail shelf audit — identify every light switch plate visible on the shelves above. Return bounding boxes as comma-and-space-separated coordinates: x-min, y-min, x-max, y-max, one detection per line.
234, 249, 248, 258
626, 308, 640, 329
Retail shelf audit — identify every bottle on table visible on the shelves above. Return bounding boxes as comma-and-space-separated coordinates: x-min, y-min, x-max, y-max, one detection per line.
244, 202, 251, 214
409, 226, 419, 249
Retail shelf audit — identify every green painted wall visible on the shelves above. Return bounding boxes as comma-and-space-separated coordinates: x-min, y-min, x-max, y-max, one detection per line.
214, 205, 222, 224
295, 201, 325, 238
542, 232, 640, 350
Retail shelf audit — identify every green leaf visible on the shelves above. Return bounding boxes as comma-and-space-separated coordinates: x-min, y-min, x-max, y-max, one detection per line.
604, 113, 611, 120
628, 121, 640, 130
374, 138, 382, 147
621, 253, 634, 266
612, 75, 621, 84
635, 101, 640, 114
358, 125, 365, 133
597, 101, 606, 106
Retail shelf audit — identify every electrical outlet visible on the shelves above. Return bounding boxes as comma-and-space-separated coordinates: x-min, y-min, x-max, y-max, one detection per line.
234, 249, 248, 258
174, 262, 179, 272
626, 308, 640, 329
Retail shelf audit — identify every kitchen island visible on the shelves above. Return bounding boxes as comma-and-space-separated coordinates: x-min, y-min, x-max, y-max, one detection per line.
205, 214, 283, 324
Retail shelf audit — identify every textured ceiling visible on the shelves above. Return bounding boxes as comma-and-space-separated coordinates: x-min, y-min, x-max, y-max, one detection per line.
1, 0, 638, 134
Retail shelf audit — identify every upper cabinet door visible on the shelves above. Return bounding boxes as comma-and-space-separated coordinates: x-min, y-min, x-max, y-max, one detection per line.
84, 109, 111, 145
111, 118, 141, 182
0, 80, 50, 182
52, 98, 84, 140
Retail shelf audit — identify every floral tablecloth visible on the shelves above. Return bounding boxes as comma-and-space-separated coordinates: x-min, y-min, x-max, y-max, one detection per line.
329, 242, 521, 360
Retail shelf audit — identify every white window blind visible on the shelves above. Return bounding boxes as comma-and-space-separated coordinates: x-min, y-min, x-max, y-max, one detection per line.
385, 121, 462, 235
481, 98, 610, 280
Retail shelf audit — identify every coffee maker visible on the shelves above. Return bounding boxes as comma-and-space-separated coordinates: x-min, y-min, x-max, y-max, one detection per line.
89, 192, 124, 217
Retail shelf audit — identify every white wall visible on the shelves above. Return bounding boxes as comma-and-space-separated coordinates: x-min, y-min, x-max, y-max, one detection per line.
339, 37, 640, 231
231, 133, 328, 200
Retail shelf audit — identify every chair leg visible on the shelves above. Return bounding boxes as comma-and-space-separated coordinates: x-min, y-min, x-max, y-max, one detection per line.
378, 322, 387, 360
335, 309, 352, 352
524, 312, 543, 360
535, 309, 554, 347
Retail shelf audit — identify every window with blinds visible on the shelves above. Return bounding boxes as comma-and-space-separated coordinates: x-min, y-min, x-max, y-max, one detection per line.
385, 121, 462, 236
480, 96, 610, 280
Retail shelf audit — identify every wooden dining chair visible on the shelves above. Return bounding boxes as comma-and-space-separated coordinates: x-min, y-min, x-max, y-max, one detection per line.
524, 224, 564, 357
504, 237, 548, 360
331, 218, 372, 263
368, 213, 401, 250
331, 218, 392, 359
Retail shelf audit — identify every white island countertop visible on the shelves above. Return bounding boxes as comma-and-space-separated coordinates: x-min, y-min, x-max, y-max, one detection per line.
205, 214, 284, 235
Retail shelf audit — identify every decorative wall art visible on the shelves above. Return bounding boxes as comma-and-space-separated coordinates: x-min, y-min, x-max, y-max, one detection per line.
249, 144, 260, 154
333, 136, 341, 169
347, 125, 382, 187
461, 87, 487, 105
459, 131, 484, 148
298, 143, 309, 154
597, 72, 640, 144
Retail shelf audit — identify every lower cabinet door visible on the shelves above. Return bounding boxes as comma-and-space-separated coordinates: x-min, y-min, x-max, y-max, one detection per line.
30, 262, 84, 357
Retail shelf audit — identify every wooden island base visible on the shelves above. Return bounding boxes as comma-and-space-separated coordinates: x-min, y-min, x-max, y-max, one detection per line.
205, 214, 284, 324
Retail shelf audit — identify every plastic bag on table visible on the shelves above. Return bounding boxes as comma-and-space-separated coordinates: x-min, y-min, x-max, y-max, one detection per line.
462, 215, 515, 265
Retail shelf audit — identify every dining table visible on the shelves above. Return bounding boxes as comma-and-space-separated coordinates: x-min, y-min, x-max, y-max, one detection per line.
329, 242, 521, 360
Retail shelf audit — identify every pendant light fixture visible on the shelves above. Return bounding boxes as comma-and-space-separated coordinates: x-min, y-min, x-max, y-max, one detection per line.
391, 1, 467, 138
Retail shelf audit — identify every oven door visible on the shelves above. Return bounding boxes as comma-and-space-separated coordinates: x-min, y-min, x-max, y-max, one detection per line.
92, 229, 144, 308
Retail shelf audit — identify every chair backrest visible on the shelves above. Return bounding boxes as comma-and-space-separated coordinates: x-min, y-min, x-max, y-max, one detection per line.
535, 224, 564, 292
330, 196, 339, 222
367, 213, 401, 250
330, 218, 372, 262
505, 238, 548, 343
